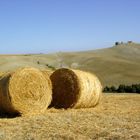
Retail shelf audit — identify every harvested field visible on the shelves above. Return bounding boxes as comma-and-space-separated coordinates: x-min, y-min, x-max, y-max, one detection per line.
0, 94, 139, 140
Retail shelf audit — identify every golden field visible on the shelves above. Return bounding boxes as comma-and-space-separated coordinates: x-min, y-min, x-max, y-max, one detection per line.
0, 43, 140, 87
0, 43, 140, 139
0, 93, 139, 140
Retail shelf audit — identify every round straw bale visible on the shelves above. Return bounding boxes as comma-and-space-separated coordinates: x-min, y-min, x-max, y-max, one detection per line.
0, 67, 52, 115
0, 73, 17, 115
50, 68, 102, 109
0, 72, 6, 78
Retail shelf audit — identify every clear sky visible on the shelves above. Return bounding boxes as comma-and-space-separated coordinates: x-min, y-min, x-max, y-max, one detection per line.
0, 0, 140, 54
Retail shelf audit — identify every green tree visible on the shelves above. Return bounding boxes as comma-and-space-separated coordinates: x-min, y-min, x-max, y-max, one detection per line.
117, 85, 125, 93
110, 86, 116, 92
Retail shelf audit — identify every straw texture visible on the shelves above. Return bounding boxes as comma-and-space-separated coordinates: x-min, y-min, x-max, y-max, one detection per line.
0, 72, 6, 78
42, 69, 54, 77
50, 68, 102, 109
0, 67, 52, 115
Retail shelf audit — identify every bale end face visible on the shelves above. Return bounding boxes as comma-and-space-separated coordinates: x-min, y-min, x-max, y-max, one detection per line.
50, 68, 80, 109
0, 67, 52, 115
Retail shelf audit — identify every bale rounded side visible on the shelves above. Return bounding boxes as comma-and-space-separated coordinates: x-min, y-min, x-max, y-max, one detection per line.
72, 69, 102, 108
0, 73, 18, 115
42, 69, 54, 77
0, 72, 6, 78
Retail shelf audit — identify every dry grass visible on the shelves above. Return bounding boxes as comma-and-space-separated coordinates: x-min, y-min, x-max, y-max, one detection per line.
50, 68, 102, 109
0, 93, 139, 140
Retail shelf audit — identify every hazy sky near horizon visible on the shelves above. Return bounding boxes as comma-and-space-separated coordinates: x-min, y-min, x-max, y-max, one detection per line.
0, 0, 140, 54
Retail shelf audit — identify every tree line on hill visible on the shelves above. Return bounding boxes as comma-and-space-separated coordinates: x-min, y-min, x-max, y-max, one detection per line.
103, 84, 140, 93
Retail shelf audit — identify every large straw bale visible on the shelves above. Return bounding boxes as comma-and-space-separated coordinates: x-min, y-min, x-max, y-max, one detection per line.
0, 67, 52, 115
0, 72, 6, 78
50, 68, 102, 109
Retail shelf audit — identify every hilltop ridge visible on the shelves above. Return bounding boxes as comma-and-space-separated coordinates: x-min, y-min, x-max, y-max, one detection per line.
0, 42, 140, 87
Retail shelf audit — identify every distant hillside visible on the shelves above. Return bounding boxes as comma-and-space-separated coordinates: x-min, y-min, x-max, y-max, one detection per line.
0, 42, 140, 87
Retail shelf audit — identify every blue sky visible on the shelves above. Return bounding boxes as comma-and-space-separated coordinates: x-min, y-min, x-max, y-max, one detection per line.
0, 0, 140, 54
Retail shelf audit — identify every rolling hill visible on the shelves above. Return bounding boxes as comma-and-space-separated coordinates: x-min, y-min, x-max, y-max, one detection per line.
0, 42, 140, 87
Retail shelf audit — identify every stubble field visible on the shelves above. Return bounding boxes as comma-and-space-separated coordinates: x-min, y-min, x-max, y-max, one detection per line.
0, 93, 139, 140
